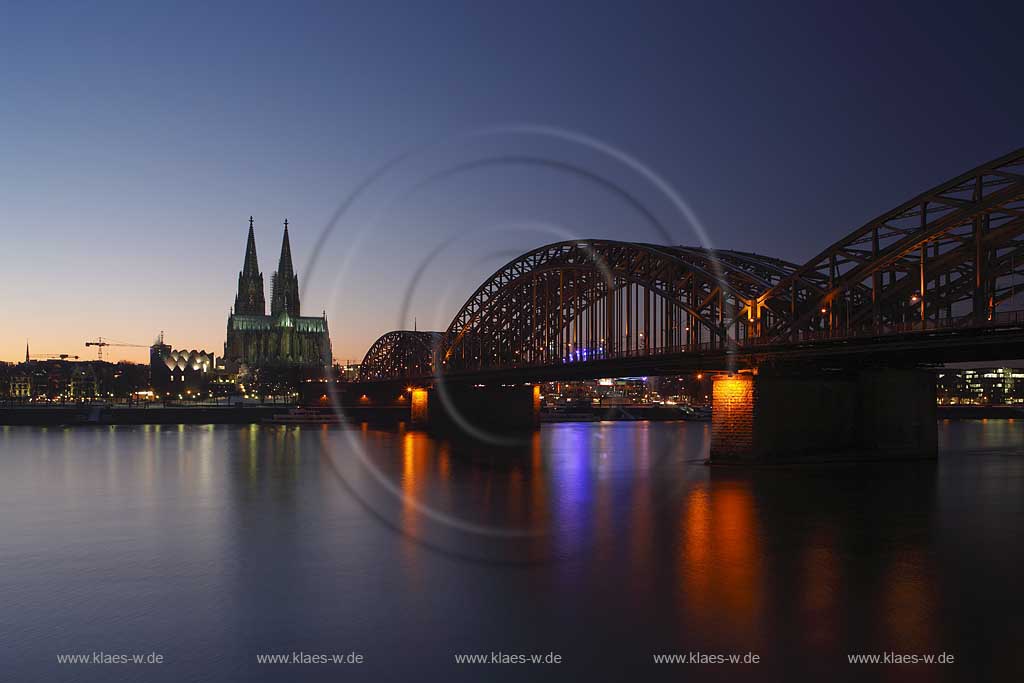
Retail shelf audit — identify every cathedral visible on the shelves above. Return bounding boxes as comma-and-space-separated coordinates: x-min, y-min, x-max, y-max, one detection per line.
223, 218, 332, 375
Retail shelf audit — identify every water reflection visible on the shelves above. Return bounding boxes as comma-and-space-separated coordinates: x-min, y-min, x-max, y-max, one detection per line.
678, 483, 762, 644
0, 420, 1021, 680
882, 547, 935, 652
797, 527, 840, 650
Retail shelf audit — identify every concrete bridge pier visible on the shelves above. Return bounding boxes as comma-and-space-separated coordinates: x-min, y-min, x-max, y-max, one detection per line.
710, 369, 937, 464
410, 384, 540, 436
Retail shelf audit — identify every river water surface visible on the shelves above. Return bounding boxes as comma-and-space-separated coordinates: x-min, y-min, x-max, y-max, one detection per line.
1, 420, 1021, 681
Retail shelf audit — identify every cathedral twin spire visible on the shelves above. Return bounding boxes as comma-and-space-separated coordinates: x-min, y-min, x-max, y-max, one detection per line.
234, 217, 266, 316
270, 219, 300, 317
233, 217, 300, 318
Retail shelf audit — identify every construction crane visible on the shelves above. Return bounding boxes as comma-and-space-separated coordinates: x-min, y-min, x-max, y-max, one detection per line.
39, 353, 80, 360
85, 337, 149, 360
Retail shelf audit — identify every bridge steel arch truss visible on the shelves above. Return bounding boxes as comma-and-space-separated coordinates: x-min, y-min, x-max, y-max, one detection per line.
756, 148, 1024, 341
440, 240, 803, 373
358, 331, 443, 381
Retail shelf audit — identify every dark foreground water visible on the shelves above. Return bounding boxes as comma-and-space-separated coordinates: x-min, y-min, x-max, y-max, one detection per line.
1, 420, 1021, 682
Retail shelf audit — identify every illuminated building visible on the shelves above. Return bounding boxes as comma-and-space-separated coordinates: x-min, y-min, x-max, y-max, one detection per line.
339, 362, 361, 382
594, 377, 649, 405
223, 218, 332, 375
1, 358, 146, 402
69, 367, 98, 399
539, 374, 709, 406
150, 336, 215, 397
936, 367, 1024, 405
10, 371, 32, 399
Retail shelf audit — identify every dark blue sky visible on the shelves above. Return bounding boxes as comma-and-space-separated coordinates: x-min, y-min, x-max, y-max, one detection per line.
1, 1, 1021, 361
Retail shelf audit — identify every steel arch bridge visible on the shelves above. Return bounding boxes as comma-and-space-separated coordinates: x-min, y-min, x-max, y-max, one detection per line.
361, 148, 1024, 382
358, 330, 444, 381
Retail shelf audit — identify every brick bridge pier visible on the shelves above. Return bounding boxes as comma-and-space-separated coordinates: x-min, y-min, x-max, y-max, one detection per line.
710, 368, 937, 464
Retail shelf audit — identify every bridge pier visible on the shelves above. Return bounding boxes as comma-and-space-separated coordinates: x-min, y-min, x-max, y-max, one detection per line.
410, 384, 540, 436
710, 369, 936, 464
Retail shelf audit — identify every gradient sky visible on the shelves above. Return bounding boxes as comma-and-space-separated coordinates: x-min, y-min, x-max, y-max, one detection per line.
2, 1, 1021, 363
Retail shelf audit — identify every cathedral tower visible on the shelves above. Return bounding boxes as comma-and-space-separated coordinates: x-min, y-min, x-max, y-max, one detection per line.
225, 217, 330, 375
234, 217, 266, 316
270, 219, 301, 317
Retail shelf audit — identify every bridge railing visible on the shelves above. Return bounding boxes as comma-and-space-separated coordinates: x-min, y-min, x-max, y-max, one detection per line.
556, 340, 725, 364
743, 309, 1024, 347
518, 308, 1024, 369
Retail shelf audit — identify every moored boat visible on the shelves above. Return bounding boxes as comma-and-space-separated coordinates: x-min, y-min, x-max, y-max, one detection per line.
262, 407, 343, 425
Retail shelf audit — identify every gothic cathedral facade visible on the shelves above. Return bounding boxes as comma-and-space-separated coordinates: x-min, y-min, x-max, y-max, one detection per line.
223, 218, 332, 374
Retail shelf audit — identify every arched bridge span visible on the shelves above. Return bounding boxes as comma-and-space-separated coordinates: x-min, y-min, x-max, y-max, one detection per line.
361, 148, 1024, 382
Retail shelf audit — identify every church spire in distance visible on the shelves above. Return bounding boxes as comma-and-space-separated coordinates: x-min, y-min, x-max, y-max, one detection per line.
271, 219, 301, 317
242, 216, 260, 278
234, 216, 266, 316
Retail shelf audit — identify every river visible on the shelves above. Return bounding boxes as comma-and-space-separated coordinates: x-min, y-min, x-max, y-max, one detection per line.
1, 420, 1021, 681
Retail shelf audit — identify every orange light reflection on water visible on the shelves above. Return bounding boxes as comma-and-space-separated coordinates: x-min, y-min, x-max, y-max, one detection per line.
678, 484, 763, 643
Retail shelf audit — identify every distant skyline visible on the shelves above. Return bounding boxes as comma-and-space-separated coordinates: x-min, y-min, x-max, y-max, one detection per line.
2, 1, 1022, 363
